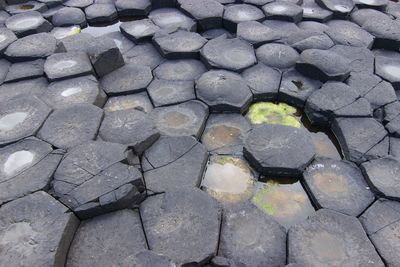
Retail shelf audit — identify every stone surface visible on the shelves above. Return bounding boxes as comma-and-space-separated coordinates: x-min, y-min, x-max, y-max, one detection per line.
149, 8, 196, 31
147, 78, 195, 107
256, 43, 299, 69
85, 3, 117, 24
0, 77, 47, 101
52, 7, 87, 27
44, 52, 93, 82
120, 18, 160, 42
0, 28, 17, 54
375, 55, 400, 90
103, 92, 153, 114
223, 4, 265, 31
4, 59, 44, 83
115, 0, 151, 17
179, 0, 224, 30
263, 2, 304, 23
153, 59, 206, 81
5, 11, 52, 37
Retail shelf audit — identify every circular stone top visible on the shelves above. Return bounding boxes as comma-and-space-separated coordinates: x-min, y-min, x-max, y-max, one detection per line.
243, 124, 315, 177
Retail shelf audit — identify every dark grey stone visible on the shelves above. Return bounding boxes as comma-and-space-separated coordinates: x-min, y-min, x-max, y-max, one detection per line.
256, 43, 299, 69
123, 43, 164, 69
52, 7, 87, 27
236, 21, 280, 47
148, 8, 197, 32
354, 0, 388, 9
119, 250, 176, 267
179, 0, 224, 30
64, 0, 93, 8
5, 11, 52, 37
223, 4, 265, 32
262, 2, 303, 23
120, 19, 160, 42
325, 20, 374, 48
85, 3, 117, 24
350, 8, 389, 27
0, 59, 10, 85
290, 31, 334, 51
57, 32, 95, 53
154, 59, 206, 80
375, 55, 400, 90
115, 0, 151, 17
362, 16, 400, 50
0, 77, 47, 102
147, 78, 195, 107
5, 1, 48, 15
201, 28, 233, 40
301, 1, 333, 22
4, 59, 44, 83
329, 45, 374, 74
104, 31, 135, 54
151, 0, 177, 8
0, 28, 17, 54
315, 0, 354, 17
103, 92, 153, 114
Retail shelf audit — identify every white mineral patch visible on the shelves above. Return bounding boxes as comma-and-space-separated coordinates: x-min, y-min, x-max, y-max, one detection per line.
0, 112, 28, 132
61, 87, 82, 97
12, 17, 40, 29
53, 60, 77, 70
3, 150, 34, 176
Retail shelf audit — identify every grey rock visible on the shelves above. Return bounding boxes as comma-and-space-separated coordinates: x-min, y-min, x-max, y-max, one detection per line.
115, 0, 151, 17
179, 0, 224, 30
120, 19, 160, 42
44, 52, 93, 81
223, 4, 265, 31
263, 2, 303, 23
149, 8, 196, 32
0, 77, 47, 102
84, 3, 117, 24
52, 7, 87, 27
103, 92, 153, 114
5, 11, 52, 37
0, 28, 17, 54
256, 43, 299, 69
123, 43, 164, 69
4, 59, 44, 83
147, 78, 195, 107
154, 59, 206, 81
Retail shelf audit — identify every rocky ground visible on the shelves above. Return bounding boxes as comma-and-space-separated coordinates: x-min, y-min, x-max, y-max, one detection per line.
0, 0, 400, 266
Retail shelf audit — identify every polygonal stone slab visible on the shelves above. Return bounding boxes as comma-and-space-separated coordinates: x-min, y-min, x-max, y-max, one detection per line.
142, 136, 208, 192
140, 188, 221, 265
354, 0, 388, 9
123, 43, 164, 69
4, 32, 57, 62
66, 209, 147, 267
103, 92, 153, 114
201, 28, 233, 40
179, 0, 224, 30
57, 32, 94, 53
99, 109, 159, 154
41, 75, 106, 109
149, 100, 208, 139
0, 191, 79, 267
44, 52, 93, 82
0, 59, 10, 85
4, 59, 44, 83
115, 0, 151, 17
37, 104, 103, 149
287, 30, 334, 52
5, 1, 48, 15
5, 11, 52, 37
200, 35, 256, 72
120, 250, 176, 267
104, 31, 135, 54
219, 202, 286, 267
243, 124, 315, 177
196, 70, 253, 113
263, 2, 303, 23
100, 63, 152, 95
362, 16, 400, 50
361, 157, 400, 200
288, 209, 384, 267
236, 21, 280, 48
315, 0, 354, 17
325, 20, 374, 48
120, 19, 160, 42
223, 4, 265, 32
350, 8, 388, 26
0, 77, 47, 102
0, 95, 50, 146
84, 3, 117, 25
53, 141, 145, 219
0, 137, 62, 205
303, 158, 375, 216
256, 43, 299, 69
153, 59, 206, 81
329, 45, 374, 74
64, 0, 93, 8
375, 55, 400, 90
52, 7, 87, 27
301, 1, 333, 22
0, 28, 17, 54
147, 78, 195, 107
148, 8, 196, 31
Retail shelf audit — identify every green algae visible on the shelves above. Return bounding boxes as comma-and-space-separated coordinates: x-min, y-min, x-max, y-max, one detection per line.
247, 102, 301, 128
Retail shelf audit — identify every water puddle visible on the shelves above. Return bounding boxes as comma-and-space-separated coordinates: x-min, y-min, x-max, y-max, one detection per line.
0, 112, 28, 132
3, 150, 34, 176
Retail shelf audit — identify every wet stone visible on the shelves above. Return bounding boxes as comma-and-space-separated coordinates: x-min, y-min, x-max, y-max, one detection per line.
149, 100, 208, 139
5, 32, 57, 62
66, 209, 147, 267
123, 43, 164, 69
288, 209, 384, 267
315, 0, 354, 17
0, 28, 17, 54
219, 201, 286, 267
5, 11, 52, 37
115, 0, 151, 17
99, 109, 159, 154
0, 191, 79, 267
100, 63, 152, 95
361, 157, 400, 200
303, 158, 374, 216
120, 250, 176, 267
53, 141, 145, 219
140, 188, 220, 265
142, 136, 208, 192
38, 104, 103, 149
223, 4, 265, 32
301, 1, 333, 22
262, 2, 304, 23
201, 114, 251, 154
147, 78, 195, 107
41, 75, 106, 109
5, 1, 47, 15
120, 19, 160, 43
244, 124, 315, 177
44, 52, 93, 82
252, 178, 315, 229
296, 49, 351, 82
196, 70, 253, 113
236, 21, 280, 48
0, 95, 50, 146
52, 7, 87, 28
153, 59, 206, 81
0, 77, 47, 102
375, 55, 400, 90
329, 45, 374, 74
103, 92, 153, 114
148, 8, 196, 32
256, 43, 299, 69
84, 3, 117, 25
200, 35, 256, 72
0, 137, 62, 205
246, 102, 301, 128
4, 59, 44, 83
153, 29, 207, 59
359, 199, 400, 267
57, 32, 94, 53
179, 0, 224, 30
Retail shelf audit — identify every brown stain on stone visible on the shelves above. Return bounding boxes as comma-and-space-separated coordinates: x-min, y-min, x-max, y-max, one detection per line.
202, 125, 241, 150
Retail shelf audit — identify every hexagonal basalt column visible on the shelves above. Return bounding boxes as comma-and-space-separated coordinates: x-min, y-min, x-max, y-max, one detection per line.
179, 0, 224, 30
5, 11, 52, 37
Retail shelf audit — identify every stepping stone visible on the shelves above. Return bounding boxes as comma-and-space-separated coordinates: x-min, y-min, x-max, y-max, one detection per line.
64, 0, 93, 8
44, 52, 93, 82
298, 20, 330, 32
295, 49, 351, 82
103, 92, 153, 114
325, 20, 374, 48
120, 19, 160, 42
153, 29, 207, 59
57, 32, 94, 53
200, 36, 256, 72
350, 8, 389, 26
383, 101, 400, 124
66, 209, 147, 267
104, 31, 135, 54
387, 1, 400, 18
0, 137, 62, 205
301, 1, 333, 22
243, 124, 315, 177
375, 55, 400, 90
361, 157, 400, 200
150, 100, 208, 139
4, 32, 57, 62
303, 158, 374, 216
86, 36, 125, 77
241, 63, 281, 101
179, 0, 224, 30
153, 59, 206, 80
140, 188, 221, 265
256, 43, 299, 69
262, 20, 302, 42
262, 2, 303, 23
4, 59, 44, 83
0, 191, 79, 267
42, 5, 64, 20
41, 75, 106, 109
362, 16, 400, 50
5, 1, 48, 15
38, 104, 103, 149
288, 209, 384, 267
142, 136, 208, 192
329, 45, 374, 73
0, 28, 17, 54
354, 0, 388, 9
219, 202, 286, 267
359, 199, 400, 267
148, 8, 196, 32
315, 0, 354, 17
115, 0, 151, 17
0, 95, 50, 146
201, 28, 233, 40
53, 141, 145, 219
0, 59, 10, 85
100, 63, 152, 95
279, 69, 322, 108
201, 114, 251, 154
84, 3, 117, 25
287, 30, 334, 51
123, 43, 164, 69
331, 117, 388, 163
120, 250, 176, 267
236, 21, 280, 47
246, 102, 301, 128
223, 4, 265, 32
52, 7, 87, 28
196, 70, 253, 113
99, 109, 159, 154
5, 11, 52, 37
0, 77, 47, 102
147, 78, 195, 107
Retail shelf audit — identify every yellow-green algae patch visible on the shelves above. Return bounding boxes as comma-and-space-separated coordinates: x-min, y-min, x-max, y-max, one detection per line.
246, 102, 301, 128
201, 155, 254, 203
